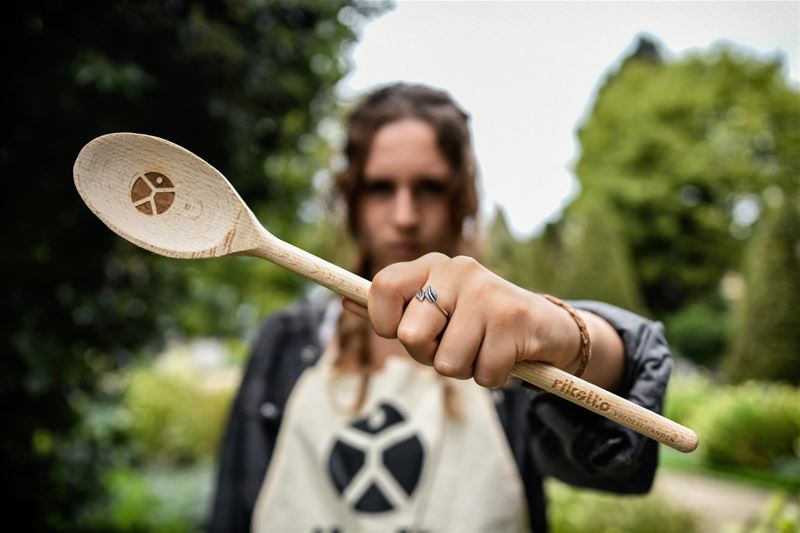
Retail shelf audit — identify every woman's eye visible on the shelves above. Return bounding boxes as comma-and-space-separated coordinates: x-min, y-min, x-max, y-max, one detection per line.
364, 180, 394, 197
416, 180, 447, 197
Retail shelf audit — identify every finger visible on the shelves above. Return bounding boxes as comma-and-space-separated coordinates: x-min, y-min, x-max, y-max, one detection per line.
397, 325, 439, 366
433, 310, 485, 379
396, 269, 457, 366
396, 286, 451, 366
341, 297, 368, 319
472, 329, 517, 388
368, 252, 448, 338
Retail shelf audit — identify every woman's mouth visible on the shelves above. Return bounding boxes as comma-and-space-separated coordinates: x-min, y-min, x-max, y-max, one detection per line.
386, 242, 420, 259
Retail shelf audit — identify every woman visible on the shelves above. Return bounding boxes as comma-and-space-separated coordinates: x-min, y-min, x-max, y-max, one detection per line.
210, 83, 671, 532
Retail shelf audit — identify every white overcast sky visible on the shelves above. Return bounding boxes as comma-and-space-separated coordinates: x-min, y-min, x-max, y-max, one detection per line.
337, 1, 800, 238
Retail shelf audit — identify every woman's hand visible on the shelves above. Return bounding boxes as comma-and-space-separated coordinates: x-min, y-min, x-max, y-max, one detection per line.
342, 252, 586, 388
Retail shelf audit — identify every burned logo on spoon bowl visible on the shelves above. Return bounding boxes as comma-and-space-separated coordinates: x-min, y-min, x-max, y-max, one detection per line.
130, 172, 175, 215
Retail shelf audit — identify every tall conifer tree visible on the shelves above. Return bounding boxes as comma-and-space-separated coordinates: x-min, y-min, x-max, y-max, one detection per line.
554, 199, 647, 314
725, 197, 800, 383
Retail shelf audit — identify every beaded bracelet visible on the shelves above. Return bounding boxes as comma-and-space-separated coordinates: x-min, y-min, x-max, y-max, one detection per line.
541, 294, 592, 378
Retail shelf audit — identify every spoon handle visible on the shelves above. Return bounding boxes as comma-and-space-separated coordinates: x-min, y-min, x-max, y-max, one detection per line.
250, 236, 370, 304
510, 362, 697, 452
250, 236, 697, 453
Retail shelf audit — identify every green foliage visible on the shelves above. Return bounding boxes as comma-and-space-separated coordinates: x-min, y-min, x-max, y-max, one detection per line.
664, 371, 714, 427
666, 297, 731, 366
551, 198, 647, 314
737, 492, 800, 533
725, 198, 800, 384
687, 382, 800, 472
484, 207, 552, 291
124, 345, 240, 464
546, 479, 703, 533
485, 207, 520, 281
74, 348, 232, 531
1, 1, 383, 527
522, 225, 565, 294
664, 372, 800, 491
574, 36, 800, 312
79, 463, 213, 533
485, 201, 647, 314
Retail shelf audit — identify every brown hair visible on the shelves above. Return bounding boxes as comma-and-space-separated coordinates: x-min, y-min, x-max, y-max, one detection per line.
331, 83, 480, 417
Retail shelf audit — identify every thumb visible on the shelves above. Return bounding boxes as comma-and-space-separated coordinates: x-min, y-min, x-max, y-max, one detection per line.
342, 297, 368, 319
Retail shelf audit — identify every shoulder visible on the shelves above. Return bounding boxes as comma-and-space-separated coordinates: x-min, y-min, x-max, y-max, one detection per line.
251, 290, 334, 353
238, 291, 337, 411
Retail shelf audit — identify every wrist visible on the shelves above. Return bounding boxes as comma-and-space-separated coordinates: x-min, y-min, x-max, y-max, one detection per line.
535, 294, 591, 376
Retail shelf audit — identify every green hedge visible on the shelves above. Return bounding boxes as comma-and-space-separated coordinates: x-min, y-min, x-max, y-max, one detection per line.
666, 373, 800, 478
687, 382, 800, 471
664, 371, 714, 426
547, 480, 702, 533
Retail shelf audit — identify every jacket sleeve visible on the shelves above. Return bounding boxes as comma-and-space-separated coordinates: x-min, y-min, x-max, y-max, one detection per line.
526, 301, 672, 493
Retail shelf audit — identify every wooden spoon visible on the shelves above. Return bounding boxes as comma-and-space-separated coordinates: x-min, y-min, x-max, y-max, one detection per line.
73, 132, 698, 453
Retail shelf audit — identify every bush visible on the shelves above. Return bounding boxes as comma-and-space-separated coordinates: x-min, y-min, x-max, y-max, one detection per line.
546, 479, 703, 533
664, 371, 714, 426
666, 300, 730, 366
716, 492, 800, 533
124, 342, 240, 464
79, 463, 214, 532
687, 382, 800, 471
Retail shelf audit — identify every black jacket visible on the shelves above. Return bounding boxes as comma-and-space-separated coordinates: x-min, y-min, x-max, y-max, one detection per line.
209, 297, 672, 532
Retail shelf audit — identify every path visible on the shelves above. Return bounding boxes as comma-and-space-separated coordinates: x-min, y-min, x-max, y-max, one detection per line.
653, 469, 777, 532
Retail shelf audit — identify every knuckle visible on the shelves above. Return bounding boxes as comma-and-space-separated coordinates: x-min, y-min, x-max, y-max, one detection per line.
367, 310, 396, 338
417, 251, 449, 267
426, 251, 450, 262
434, 357, 469, 379
397, 323, 429, 347
370, 269, 400, 294
451, 255, 480, 271
474, 351, 513, 388
474, 371, 500, 388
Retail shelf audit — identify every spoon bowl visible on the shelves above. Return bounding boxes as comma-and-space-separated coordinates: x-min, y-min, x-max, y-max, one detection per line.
73, 132, 698, 453
74, 133, 263, 259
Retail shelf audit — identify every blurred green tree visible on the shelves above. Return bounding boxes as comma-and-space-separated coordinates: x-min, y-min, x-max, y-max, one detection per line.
574, 36, 800, 313
485, 207, 521, 280
664, 295, 730, 366
484, 202, 645, 313
724, 196, 800, 384
552, 198, 647, 314
0, 1, 382, 529
484, 208, 562, 294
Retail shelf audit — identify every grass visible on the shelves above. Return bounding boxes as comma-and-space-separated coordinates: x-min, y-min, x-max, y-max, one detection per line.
546, 478, 704, 533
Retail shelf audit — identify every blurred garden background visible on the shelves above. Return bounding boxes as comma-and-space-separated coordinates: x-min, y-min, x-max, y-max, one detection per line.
2, 1, 798, 532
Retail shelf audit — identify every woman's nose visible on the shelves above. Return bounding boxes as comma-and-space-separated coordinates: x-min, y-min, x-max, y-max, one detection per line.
392, 187, 419, 227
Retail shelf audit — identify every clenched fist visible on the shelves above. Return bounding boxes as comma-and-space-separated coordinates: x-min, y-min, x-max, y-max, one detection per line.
343, 253, 589, 388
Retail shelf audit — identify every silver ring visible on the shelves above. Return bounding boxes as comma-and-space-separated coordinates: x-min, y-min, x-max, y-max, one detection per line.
415, 285, 449, 318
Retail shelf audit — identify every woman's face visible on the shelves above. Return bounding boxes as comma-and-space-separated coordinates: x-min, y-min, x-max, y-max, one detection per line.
357, 118, 455, 275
